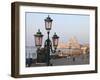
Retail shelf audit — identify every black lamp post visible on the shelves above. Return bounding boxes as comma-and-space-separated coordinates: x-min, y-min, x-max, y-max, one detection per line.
34, 15, 59, 66
44, 15, 53, 66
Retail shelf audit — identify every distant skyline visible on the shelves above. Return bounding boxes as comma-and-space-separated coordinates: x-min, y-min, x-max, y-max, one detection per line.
25, 12, 90, 47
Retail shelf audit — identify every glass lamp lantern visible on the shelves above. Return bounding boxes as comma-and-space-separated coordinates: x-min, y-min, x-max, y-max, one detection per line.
44, 15, 53, 32
52, 33, 59, 49
34, 29, 43, 49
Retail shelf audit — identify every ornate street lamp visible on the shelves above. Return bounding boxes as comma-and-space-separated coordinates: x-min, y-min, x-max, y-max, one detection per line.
34, 29, 43, 49
52, 33, 59, 50
34, 15, 59, 66
34, 29, 44, 63
44, 15, 53, 32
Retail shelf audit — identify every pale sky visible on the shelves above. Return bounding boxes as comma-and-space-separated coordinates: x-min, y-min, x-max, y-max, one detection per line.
25, 12, 90, 47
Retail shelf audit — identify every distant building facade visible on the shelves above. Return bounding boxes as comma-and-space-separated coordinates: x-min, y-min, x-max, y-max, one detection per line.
57, 36, 89, 57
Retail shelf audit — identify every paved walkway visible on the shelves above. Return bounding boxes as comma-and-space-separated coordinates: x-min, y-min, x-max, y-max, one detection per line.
50, 54, 89, 66
29, 54, 89, 67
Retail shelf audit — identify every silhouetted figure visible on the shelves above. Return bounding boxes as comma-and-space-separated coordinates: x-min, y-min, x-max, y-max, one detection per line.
73, 57, 75, 62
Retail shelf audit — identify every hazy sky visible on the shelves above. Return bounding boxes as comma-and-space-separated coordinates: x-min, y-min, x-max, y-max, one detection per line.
25, 12, 90, 47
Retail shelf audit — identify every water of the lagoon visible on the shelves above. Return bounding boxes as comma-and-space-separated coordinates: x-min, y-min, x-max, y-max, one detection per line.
25, 46, 37, 59
25, 46, 82, 59
25, 46, 54, 59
